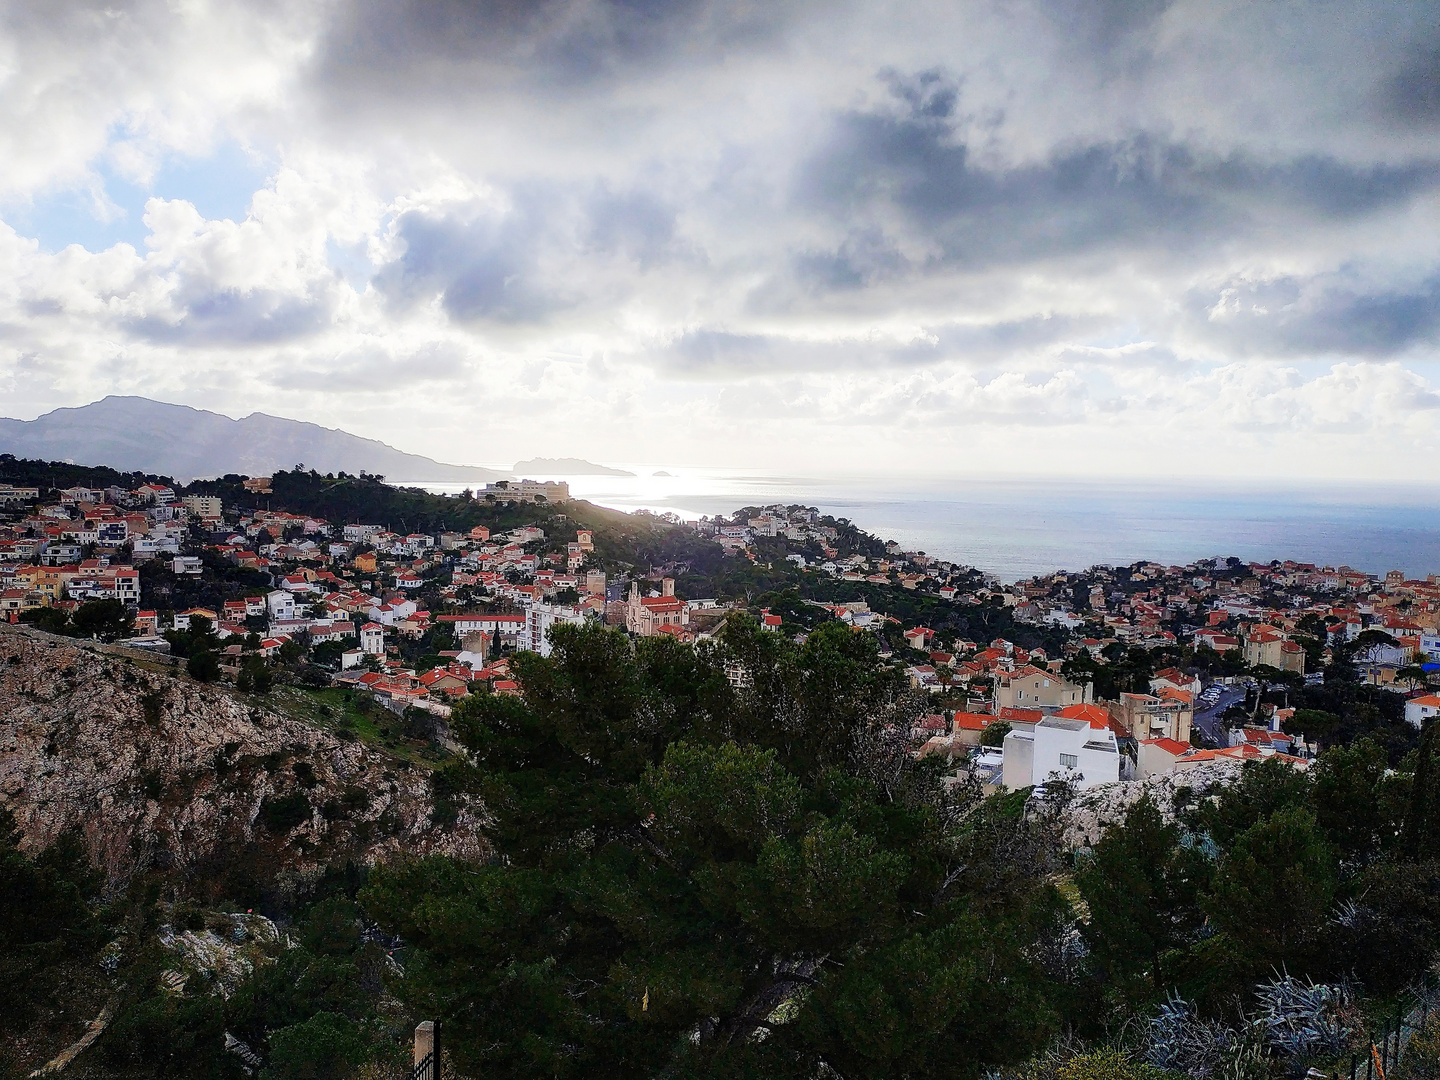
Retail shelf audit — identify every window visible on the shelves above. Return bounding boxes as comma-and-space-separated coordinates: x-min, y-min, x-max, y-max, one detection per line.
1059, 753, 1078, 769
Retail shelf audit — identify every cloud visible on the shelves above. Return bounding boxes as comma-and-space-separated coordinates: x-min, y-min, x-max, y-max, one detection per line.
1189, 270, 1440, 358
651, 314, 1093, 374
0, 0, 1438, 482
794, 73, 1440, 274
1381, 42, 1440, 128
312, 0, 785, 97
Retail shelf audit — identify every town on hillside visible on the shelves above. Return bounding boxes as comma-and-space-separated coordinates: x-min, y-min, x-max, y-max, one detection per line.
2, 460, 1438, 793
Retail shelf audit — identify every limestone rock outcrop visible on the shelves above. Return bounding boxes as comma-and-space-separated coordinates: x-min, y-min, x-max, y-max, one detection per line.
1060, 758, 1246, 849
0, 625, 484, 884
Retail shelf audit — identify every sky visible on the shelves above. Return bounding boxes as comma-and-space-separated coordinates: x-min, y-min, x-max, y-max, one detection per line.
1, 1, 1439, 482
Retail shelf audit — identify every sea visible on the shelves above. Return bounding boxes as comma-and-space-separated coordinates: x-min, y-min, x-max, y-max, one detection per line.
419, 468, 1440, 584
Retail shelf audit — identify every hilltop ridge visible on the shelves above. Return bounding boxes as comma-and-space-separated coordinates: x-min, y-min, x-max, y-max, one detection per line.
0, 397, 505, 484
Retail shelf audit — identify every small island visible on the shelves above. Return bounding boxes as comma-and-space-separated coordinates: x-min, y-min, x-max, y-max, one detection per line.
511, 457, 635, 476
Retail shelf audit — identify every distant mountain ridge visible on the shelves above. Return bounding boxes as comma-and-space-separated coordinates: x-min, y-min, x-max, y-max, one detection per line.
0, 397, 504, 484
512, 457, 635, 476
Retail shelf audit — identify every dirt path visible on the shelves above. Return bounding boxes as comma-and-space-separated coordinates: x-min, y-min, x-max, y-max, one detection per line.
27, 998, 116, 1077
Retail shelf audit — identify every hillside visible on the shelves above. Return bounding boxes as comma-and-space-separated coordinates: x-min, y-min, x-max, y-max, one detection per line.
0, 624, 484, 891
512, 457, 635, 476
0, 397, 505, 484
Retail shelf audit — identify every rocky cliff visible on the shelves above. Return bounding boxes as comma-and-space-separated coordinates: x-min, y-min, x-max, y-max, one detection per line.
1061, 757, 1245, 849
0, 625, 484, 889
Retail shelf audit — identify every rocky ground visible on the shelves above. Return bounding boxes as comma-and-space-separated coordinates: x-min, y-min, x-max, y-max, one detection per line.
0, 623, 485, 894
1061, 758, 1245, 849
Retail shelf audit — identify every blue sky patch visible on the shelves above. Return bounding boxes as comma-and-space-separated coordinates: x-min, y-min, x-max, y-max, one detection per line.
2, 140, 272, 254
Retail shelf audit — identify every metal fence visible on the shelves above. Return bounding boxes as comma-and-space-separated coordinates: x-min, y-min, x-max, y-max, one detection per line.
1318, 981, 1438, 1080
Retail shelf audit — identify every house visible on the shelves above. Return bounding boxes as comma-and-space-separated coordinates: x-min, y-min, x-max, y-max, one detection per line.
993, 666, 1091, 712
911, 713, 948, 741
903, 626, 935, 651
420, 665, 472, 697
340, 648, 366, 670
360, 622, 386, 656
136, 483, 175, 504
1194, 628, 1240, 652
1357, 640, 1413, 668
1422, 633, 1440, 662
1001, 712, 1120, 792
173, 608, 218, 631
266, 590, 296, 621
1107, 691, 1192, 744
173, 555, 203, 576
1243, 628, 1305, 673
951, 711, 1002, 747
1150, 668, 1202, 696
1407, 695, 1440, 729
1137, 738, 1194, 779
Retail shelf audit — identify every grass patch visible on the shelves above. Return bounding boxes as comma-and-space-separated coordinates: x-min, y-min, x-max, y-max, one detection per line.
268, 687, 450, 769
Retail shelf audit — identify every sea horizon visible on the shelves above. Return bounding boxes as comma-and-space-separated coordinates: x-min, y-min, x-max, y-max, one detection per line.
419, 468, 1440, 583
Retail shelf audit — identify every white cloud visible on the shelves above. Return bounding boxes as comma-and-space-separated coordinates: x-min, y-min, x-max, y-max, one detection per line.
0, 0, 1436, 482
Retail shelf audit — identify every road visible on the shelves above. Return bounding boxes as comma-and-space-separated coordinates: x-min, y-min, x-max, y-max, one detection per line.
1193, 684, 1247, 746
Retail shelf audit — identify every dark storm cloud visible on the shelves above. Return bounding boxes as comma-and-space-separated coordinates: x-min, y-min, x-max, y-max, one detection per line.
794, 70, 1440, 274
1188, 272, 1440, 359
314, 0, 785, 93
124, 288, 333, 345
373, 183, 680, 323
375, 201, 568, 324
1382, 43, 1440, 128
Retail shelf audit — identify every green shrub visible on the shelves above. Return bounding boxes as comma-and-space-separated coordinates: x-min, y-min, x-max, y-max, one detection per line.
102, 994, 228, 1075
1012, 1048, 1185, 1080
1405, 1015, 1440, 1080
260, 792, 312, 834
261, 1011, 369, 1080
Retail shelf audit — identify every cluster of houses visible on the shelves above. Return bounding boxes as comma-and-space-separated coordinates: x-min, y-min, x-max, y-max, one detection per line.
0, 481, 211, 612
908, 660, 1312, 794
4, 482, 1439, 787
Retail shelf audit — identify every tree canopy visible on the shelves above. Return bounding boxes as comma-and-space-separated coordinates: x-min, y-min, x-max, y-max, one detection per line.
362, 616, 1070, 1079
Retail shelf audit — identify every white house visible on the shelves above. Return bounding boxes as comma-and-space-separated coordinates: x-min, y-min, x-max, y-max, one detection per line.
1421, 633, 1440, 662
1002, 714, 1121, 792
360, 622, 386, 656
343, 523, 384, 543
266, 589, 296, 621
1407, 695, 1440, 728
